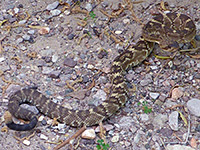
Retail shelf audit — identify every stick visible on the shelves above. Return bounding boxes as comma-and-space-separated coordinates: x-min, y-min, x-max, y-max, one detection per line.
54, 126, 86, 150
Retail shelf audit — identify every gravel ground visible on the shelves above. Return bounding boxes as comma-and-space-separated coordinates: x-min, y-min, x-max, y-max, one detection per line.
0, 0, 200, 150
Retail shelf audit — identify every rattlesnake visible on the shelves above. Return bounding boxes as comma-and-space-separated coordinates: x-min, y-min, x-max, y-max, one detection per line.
5, 12, 196, 131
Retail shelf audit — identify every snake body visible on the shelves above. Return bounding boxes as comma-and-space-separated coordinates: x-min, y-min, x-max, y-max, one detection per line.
5, 12, 196, 131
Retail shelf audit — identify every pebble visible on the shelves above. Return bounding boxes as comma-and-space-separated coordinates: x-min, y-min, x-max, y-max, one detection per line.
111, 134, 119, 142
187, 99, 200, 117
64, 58, 77, 67
171, 88, 183, 99
95, 124, 114, 132
38, 27, 50, 35
49, 70, 61, 78
115, 30, 123, 35
28, 30, 35, 35
57, 123, 66, 130
123, 18, 130, 24
67, 33, 75, 40
85, 3, 92, 12
134, 132, 141, 143
166, 144, 195, 150
168, 111, 179, 131
152, 114, 168, 128
18, 20, 27, 25
38, 115, 44, 122
22, 34, 31, 41
52, 53, 59, 63
149, 92, 160, 99
16, 38, 23, 43
50, 9, 61, 17
92, 90, 107, 101
46, 1, 59, 10
64, 10, 70, 15
42, 67, 54, 74
140, 114, 149, 121
119, 116, 135, 128
0, 57, 5, 62
81, 129, 96, 140
140, 79, 152, 86
23, 140, 31, 146
40, 134, 48, 140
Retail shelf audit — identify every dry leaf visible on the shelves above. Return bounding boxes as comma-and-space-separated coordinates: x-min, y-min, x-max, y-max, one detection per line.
188, 54, 200, 59
178, 110, 188, 126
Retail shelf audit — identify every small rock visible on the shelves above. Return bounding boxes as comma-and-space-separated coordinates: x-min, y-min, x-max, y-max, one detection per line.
134, 132, 141, 143
149, 92, 160, 99
18, 20, 27, 25
38, 27, 50, 35
28, 30, 35, 35
64, 10, 70, 15
150, 66, 158, 70
187, 99, 200, 117
49, 70, 61, 78
115, 30, 123, 34
50, 9, 61, 17
57, 123, 66, 130
42, 67, 54, 74
140, 79, 152, 86
38, 115, 44, 122
95, 124, 114, 132
23, 140, 30, 146
152, 114, 168, 128
64, 58, 77, 67
140, 114, 149, 121
119, 116, 134, 128
123, 18, 130, 24
67, 33, 75, 40
111, 134, 119, 142
46, 1, 59, 10
81, 129, 96, 139
85, 3, 92, 12
0, 57, 5, 62
166, 144, 195, 150
171, 88, 183, 99
168, 111, 179, 131
22, 34, 31, 41
92, 90, 107, 101
52, 53, 59, 63
40, 134, 48, 140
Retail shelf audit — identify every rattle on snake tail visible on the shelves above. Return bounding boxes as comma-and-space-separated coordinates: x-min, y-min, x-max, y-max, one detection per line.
5, 12, 196, 131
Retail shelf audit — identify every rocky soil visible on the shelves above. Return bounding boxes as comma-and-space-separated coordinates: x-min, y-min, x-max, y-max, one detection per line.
0, 0, 200, 150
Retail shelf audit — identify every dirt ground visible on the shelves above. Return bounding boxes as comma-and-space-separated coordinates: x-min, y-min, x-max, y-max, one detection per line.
0, 0, 200, 150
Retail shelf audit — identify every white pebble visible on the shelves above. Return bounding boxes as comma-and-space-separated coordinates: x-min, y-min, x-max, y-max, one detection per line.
81, 129, 96, 139
23, 140, 30, 146
40, 134, 48, 140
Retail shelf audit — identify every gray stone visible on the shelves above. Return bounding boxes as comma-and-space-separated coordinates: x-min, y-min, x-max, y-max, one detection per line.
140, 114, 149, 121
42, 67, 54, 74
22, 34, 31, 41
50, 9, 61, 17
46, 1, 59, 10
92, 90, 106, 101
187, 99, 200, 117
52, 53, 59, 63
152, 114, 168, 128
168, 111, 179, 131
119, 116, 135, 128
64, 58, 77, 67
166, 144, 195, 150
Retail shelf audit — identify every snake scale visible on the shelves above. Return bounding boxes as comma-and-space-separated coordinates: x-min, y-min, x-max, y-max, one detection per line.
5, 12, 196, 131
